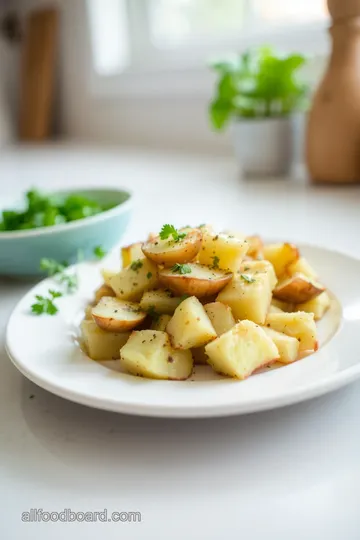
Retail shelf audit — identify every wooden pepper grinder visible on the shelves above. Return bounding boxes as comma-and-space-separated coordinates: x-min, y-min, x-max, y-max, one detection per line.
306, 0, 360, 183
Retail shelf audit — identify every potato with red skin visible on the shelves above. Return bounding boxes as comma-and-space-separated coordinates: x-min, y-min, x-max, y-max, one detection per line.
142, 229, 202, 267
159, 263, 232, 298
273, 273, 325, 304
92, 297, 147, 332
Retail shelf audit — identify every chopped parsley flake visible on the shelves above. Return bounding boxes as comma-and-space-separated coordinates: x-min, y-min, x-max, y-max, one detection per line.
130, 259, 143, 271
171, 263, 192, 275
146, 272, 152, 279
240, 273, 256, 284
212, 255, 220, 269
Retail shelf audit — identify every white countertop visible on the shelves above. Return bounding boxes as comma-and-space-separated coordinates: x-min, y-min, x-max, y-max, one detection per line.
1, 145, 360, 540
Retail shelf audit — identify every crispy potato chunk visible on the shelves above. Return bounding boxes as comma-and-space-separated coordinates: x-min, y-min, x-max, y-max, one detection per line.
159, 263, 232, 298
109, 259, 158, 301
239, 260, 277, 290
204, 302, 236, 336
217, 272, 272, 324
94, 284, 115, 303
273, 273, 325, 304
142, 229, 202, 267
120, 330, 193, 380
81, 320, 130, 361
286, 257, 318, 280
92, 297, 146, 332
167, 296, 217, 349
140, 289, 181, 315
262, 327, 300, 364
121, 242, 144, 268
296, 291, 331, 321
150, 314, 172, 332
205, 320, 279, 380
265, 311, 318, 352
263, 243, 299, 277
198, 231, 249, 272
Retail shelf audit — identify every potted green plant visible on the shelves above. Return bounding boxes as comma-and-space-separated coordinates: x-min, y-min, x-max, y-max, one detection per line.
209, 47, 308, 176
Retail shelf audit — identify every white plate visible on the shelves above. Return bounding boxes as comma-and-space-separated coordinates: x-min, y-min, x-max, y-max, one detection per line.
5, 244, 360, 418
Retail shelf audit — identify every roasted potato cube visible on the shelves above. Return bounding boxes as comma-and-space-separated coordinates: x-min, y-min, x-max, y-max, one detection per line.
204, 302, 236, 336
120, 330, 193, 380
94, 284, 115, 303
121, 242, 144, 268
296, 291, 331, 321
101, 269, 117, 287
81, 320, 130, 361
150, 314, 172, 332
142, 229, 202, 267
273, 273, 325, 304
262, 327, 300, 364
245, 235, 264, 259
109, 259, 158, 301
158, 263, 232, 298
286, 257, 318, 280
92, 297, 146, 332
140, 289, 181, 315
167, 296, 217, 349
263, 243, 299, 277
217, 272, 272, 324
265, 311, 318, 351
198, 231, 248, 272
205, 320, 279, 380
239, 260, 277, 290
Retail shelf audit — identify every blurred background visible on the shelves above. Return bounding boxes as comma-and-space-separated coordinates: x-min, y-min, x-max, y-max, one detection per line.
0, 0, 329, 172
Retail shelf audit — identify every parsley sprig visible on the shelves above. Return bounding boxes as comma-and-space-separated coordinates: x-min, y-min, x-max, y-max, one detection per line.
171, 263, 192, 275
31, 290, 62, 316
159, 224, 186, 243
40, 258, 78, 294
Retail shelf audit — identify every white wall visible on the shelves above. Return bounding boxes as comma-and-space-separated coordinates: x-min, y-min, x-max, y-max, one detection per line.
11, 0, 328, 155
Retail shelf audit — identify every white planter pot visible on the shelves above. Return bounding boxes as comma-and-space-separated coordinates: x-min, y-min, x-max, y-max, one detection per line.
231, 117, 292, 177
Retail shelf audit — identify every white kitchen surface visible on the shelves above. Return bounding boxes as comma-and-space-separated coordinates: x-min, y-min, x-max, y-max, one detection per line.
1, 144, 360, 540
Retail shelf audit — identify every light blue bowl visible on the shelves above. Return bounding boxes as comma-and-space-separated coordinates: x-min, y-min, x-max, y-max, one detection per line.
0, 188, 132, 278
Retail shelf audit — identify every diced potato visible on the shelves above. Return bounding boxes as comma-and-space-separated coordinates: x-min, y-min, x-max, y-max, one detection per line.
167, 296, 217, 349
121, 242, 144, 268
84, 304, 94, 320
239, 260, 277, 290
205, 320, 279, 380
94, 284, 115, 303
286, 257, 318, 280
204, 302, 236, 336
245, 235, 264, 259
271, 298, 294, 312
217, 272, 272, 324
265, 311, 318, 351
262, 327, 300, 364
191, 346, 209, 365
158, 263, 232, 298
120, 330, 193, 380
268, 305, 284, 314
142, 229, 202, 267
198, 231, 249, 272
81, 320, 130, 361
92, 297, 146, 332
109, 259, 159, 301
150, 314, 172, 332
263, 243, 299, 277
140, 289, 181, 315
101, 269, 117, 287
273, 273, 325, 304
296, 291, 331, 321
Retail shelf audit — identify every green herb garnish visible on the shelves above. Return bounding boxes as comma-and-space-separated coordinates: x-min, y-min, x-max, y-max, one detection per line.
40, 257, 78, 294
212, 256, 220, 269
240, 273, 256, 284
159, 224, 186, 243
171, 263, 192, 275
130, 259, 143, 271
31, 290, 62, 316
93, 245, 107, 259
0, 189, 116, 232
147, 305, 160, 322
146, 272, 152, 279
